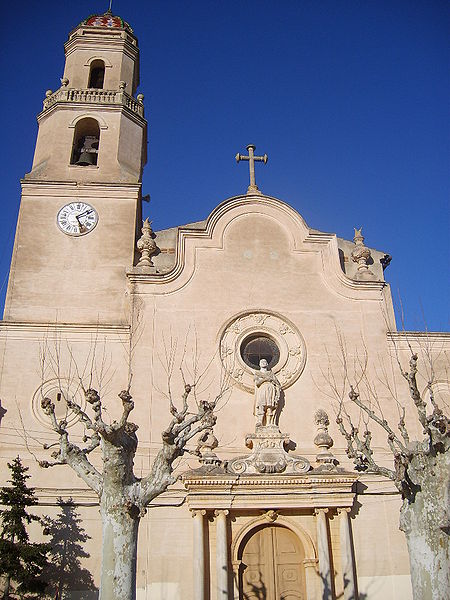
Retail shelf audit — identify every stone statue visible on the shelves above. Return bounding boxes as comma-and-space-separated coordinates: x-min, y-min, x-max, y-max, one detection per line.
253, 359, 281, 427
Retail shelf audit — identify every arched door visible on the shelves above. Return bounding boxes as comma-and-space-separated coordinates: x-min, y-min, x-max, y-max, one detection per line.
240, 525, 306, 599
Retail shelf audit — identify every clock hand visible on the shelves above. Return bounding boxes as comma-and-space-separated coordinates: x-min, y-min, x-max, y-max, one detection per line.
76, 208, 94, 219
75, 215, 86, 233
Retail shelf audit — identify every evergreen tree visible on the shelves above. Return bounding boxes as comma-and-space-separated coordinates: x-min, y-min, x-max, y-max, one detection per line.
0, 457, 50, 599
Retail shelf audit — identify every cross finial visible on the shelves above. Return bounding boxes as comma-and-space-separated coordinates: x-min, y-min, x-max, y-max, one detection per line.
235, 144, 268, 194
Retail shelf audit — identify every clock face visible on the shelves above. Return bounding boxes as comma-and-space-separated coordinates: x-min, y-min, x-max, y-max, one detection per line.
57, 202, 98, 236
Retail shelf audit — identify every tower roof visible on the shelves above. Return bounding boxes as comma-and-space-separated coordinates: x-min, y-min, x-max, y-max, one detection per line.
80, 10, 133, 33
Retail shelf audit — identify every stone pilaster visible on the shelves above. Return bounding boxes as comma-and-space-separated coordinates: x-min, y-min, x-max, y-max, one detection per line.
303, 558, 319, 600
338, 507, 356, 600
192, 509, 207, 600
315, 508, 332, 599
215, 509, 229, 599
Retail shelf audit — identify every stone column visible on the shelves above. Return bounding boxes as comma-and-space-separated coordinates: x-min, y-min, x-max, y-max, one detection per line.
315, 508, 332, 600
192, 509, 207, 600
215, 510, 229, 600
338, 508, 356, 600
303, 558, 319, 600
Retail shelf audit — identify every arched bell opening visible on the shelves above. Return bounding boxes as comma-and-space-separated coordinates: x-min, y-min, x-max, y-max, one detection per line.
88, 59, 105, 89
237, 524, 307, 600
70, 118, 100, 166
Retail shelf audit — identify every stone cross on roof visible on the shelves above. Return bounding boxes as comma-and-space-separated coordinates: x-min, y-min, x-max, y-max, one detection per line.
236, 144, 268, 194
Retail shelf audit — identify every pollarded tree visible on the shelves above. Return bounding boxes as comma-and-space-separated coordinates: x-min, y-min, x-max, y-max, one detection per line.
328, 346, 449, 600
38, 373, 226, 600
0, 456, 50, 599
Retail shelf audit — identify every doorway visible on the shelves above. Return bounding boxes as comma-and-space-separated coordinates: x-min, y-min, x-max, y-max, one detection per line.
240, 525, 306, 599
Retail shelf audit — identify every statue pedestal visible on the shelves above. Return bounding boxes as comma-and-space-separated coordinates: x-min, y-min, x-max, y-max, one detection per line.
227, 425, 310, 475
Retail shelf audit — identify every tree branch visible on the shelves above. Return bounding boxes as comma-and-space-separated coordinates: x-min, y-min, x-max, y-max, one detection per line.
348, 386, 408, 455
401, 353, 428, 431
40, 397, 102, 495
336, 402, 396, 481
139, 389, 220, 505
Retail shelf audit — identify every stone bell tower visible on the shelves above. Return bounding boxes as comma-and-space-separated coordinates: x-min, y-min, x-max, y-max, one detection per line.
3, 11, 147, 324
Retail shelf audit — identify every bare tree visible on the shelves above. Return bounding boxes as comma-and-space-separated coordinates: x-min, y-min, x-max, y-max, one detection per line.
37, 334, 228, 600
324, 333, 449, 600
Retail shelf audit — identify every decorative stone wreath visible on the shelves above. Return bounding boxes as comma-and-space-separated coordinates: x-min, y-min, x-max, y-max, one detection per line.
32, 378, 84, 429
219, 310, 307, 393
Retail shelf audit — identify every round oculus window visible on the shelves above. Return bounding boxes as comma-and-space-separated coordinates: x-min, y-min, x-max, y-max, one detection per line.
240, 335, 280, 370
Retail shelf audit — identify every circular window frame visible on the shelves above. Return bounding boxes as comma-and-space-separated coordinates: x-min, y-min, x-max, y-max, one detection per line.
219, 310, 307, 393
32, 378, 85, 429
240, 333, 280, 370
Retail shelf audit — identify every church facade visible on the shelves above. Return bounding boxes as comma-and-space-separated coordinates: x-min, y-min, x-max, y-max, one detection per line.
0, 11, 448, 600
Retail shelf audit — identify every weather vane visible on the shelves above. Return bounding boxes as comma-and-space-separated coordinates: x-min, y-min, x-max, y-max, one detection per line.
235, 144, 268, 194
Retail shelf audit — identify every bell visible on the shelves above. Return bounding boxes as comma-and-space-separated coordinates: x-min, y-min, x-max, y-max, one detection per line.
75, 151, 97, 166
74, 135, 99, 166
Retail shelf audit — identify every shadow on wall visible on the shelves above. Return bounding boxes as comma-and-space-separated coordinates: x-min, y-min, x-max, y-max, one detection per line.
320, 569, 369, 600
232, 564, 370, 600
232, 566, 267, 600
42, 498, 98, 600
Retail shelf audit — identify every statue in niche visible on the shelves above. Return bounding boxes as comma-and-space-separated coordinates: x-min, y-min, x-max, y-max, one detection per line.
253, 359, 282, 427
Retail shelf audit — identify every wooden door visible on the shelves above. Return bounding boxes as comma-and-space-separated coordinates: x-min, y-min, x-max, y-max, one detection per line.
241, 526, 306, 600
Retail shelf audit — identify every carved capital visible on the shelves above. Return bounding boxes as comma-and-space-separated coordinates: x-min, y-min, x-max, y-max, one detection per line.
191, 509, 207, 518
337, 507, 351, 515
303, 558, 319, 569
314, 508, 329, 517
214, 509, 229, 518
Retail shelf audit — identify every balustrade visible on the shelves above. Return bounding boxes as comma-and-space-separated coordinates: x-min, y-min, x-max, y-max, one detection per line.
42, 87, 144, 117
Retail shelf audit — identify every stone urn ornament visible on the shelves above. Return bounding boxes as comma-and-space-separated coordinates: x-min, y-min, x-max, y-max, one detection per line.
136, 218, 157, 267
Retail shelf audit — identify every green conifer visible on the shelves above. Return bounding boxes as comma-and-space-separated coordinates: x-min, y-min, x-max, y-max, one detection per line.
0, 457, 50, 599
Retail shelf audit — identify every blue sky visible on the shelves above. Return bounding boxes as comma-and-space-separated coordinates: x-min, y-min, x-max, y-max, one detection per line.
0, 1, 448, 330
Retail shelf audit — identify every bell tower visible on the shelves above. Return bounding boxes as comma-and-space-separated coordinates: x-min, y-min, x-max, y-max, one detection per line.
4, 11, 147, 324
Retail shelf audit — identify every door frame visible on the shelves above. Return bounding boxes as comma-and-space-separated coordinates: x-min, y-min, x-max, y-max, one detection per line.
232, 514, 318, 600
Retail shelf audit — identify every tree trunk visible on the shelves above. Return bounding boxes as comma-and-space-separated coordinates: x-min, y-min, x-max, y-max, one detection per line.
0, 575, 10, 599
400, 449, 449, 600
99, 499, 140, 600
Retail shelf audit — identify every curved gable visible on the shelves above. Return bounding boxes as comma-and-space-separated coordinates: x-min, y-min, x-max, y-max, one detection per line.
129, 193, 386, 303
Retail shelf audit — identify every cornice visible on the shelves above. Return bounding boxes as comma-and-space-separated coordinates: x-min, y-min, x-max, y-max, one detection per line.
183, 473, 358, 487
20, 180, 141, 196
64, 30, 139, 58
36, 100, 146, 127
387, 331, 450, 344
184, 471, 358, 510
0, 321, 130, 337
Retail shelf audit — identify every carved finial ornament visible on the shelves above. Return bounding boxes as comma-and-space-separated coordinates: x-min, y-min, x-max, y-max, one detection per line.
196, 427, 221, 466
136, 218, 157, 268
236, 144, 268, 194
351, 226, 376, 281
314, 409, 338, 470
